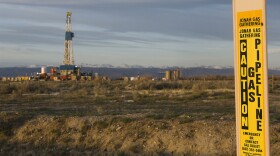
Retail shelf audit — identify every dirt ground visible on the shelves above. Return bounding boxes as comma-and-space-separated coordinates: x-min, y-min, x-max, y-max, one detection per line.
0, 113, 279, 156
0, 80, 279, 155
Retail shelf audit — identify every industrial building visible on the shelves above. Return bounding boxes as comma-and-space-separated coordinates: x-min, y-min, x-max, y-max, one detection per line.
59, 65, 79, 76
1, 12, 91, 82
165, 69, 183, 80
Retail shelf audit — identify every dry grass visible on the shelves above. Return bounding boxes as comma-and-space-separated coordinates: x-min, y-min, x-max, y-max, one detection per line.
0, 79, 280, 155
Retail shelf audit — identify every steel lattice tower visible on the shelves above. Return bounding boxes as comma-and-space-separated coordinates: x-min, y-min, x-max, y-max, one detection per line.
63, 11, 75, 65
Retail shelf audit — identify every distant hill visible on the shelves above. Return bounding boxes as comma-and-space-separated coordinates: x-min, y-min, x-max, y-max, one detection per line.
0, 67, 40, 77
1, 66, 280, 79
81, 67, 235, 79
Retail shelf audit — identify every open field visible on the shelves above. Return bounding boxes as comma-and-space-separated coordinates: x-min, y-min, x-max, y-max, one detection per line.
0, 79, 280, 155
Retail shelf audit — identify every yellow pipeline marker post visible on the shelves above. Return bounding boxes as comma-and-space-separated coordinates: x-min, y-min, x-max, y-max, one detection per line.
233, 0, 270, 155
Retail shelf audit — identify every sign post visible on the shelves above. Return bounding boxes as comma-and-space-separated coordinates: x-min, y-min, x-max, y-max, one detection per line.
233, 0, 270, 155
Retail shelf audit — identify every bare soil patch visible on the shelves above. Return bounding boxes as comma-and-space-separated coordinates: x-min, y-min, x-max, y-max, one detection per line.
0, 80, 279, 155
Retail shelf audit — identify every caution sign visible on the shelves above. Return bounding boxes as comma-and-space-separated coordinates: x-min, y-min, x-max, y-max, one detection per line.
233, 1, 270, 156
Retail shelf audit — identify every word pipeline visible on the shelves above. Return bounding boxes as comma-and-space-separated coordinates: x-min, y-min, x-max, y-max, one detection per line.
240, 38, 263, 131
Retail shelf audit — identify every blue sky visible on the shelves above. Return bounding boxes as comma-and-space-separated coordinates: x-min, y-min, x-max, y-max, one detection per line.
0, 0, 280, 68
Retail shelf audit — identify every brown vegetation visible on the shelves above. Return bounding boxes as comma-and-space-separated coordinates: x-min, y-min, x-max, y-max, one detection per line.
0, 79, 279, 155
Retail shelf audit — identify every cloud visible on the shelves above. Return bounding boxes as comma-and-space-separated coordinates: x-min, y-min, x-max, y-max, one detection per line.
268, 47, 280, 54
0, 1, 280, 67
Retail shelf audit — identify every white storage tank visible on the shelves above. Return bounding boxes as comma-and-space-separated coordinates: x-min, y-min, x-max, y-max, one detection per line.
41, 66, 47, 74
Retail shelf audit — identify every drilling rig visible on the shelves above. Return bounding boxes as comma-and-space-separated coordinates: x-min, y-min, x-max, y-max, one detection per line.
59, 11, 80, 80
63, 11, 75, 65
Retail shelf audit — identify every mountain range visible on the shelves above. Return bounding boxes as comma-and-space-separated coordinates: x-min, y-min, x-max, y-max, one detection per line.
1, 65, 280, 79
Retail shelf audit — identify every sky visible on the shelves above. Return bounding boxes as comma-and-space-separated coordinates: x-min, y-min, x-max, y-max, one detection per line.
0, 0, 280, 68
